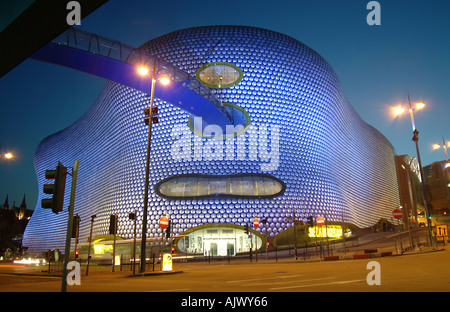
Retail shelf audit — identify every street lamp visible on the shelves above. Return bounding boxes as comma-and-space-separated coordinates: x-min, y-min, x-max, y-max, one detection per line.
394, 95, 435, 248
433, 137, 450, 164
137, 59, 170, 273
0, 144, 14, 160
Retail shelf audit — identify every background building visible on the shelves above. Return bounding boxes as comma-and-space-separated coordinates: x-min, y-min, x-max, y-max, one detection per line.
23, 26, 400, 255
395, 155, 425, 228
424, 160, 450, 218
1, 195, 33, 257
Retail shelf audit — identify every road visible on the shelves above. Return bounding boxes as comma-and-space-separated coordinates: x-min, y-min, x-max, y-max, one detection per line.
1, 246, 449, 293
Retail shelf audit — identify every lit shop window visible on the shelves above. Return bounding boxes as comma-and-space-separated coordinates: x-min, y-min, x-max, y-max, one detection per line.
196, 62, 243, 88
155, 173, 286, 200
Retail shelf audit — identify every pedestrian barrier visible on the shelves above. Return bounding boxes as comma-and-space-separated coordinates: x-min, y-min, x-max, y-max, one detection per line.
323, 251, 394, 261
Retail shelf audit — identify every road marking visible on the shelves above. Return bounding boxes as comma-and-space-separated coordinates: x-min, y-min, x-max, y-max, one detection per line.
270, 279, 365, 290
150, 288, 191, 292
243, 276, 336, 287
226, 275, 303, 284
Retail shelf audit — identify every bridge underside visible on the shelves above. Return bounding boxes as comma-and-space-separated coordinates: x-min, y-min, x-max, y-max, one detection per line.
31, 42, 234, 130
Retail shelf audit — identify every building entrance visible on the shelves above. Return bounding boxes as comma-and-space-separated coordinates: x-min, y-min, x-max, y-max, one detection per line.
175, 223, 263, 256
203, 238, 236, 256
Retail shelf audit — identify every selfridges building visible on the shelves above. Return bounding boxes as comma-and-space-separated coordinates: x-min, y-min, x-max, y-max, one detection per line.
23, 26, 400, 255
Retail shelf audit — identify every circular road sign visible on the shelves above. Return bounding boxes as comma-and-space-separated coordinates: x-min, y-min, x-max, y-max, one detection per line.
159, 216, 169, 229
316, 216, 325, 226
392, 209, 403, 220
253, 218, 259, 228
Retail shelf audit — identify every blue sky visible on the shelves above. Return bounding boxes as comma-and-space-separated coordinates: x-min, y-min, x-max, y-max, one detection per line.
1, 0, 449, 210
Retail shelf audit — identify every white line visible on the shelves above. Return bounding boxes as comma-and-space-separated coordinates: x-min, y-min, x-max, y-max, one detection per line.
150, 288, 191, 292
270, 279, 365, 290
226, 274, 303, 284
243, 276, 335, 287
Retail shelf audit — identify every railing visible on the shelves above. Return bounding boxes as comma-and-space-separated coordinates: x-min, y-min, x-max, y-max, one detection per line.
53, 28, 233, 123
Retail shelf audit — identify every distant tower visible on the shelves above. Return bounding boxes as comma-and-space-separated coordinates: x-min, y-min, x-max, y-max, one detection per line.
1, 194, 9, 210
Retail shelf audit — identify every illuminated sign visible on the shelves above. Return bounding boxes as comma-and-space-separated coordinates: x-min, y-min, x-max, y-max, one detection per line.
308, 225, 344, 239
162, 253, 173, 271
93, 244, 113, 255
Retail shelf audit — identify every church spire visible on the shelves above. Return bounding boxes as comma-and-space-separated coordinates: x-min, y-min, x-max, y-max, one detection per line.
20, 194, 26, 210
2, 194, 8, 209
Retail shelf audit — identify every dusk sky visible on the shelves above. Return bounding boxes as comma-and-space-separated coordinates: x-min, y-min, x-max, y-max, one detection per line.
1, 0, 449, 211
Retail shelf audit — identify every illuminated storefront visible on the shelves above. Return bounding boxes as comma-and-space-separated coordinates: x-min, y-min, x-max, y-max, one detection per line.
174, 224, 264, 256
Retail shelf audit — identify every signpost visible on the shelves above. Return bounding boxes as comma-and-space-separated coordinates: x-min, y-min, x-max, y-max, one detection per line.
159, 216, 169, 229
392, 209, 403, 220
316, 216, 325, 226
159, 215, 171, 271
316, 216, 325, 258
253, 218, 259, 229
253, 217, 259, 261
393, 208, 404, 254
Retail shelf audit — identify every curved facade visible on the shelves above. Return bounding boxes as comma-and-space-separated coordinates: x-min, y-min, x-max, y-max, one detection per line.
23, 26, 399, 254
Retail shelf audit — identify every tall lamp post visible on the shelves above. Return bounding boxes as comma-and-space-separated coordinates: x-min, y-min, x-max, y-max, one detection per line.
395, 95, 434, 248
433, 137, 450, 164
137, 59, 170, 273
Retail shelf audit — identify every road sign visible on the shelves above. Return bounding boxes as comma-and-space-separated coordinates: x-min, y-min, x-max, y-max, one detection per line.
392, 209, 403, 220
436, 224, 448, 239
253, 218, 259, 228
159, 216, 169, 229
316, 216, 324, 226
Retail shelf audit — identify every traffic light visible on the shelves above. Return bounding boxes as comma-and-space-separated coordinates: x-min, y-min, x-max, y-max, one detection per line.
412, 129, 419, 142
41, 162, 67, 214
144, 107, 159, 125
307, 216, 314, 226
244, 224, 249, 234
109, 214, 117, 235
72, 214, 80, 238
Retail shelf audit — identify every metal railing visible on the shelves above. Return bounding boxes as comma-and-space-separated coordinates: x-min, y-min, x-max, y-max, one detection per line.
52, 28, 233, 123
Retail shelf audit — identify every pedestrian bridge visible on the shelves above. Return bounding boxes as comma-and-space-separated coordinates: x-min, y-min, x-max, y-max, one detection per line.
30, 28, 235, 130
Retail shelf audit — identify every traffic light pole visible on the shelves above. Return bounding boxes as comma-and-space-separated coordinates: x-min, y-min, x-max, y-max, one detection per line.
293, 208, 298, 260
61, 160, 79, 293
86, 214, 96, 276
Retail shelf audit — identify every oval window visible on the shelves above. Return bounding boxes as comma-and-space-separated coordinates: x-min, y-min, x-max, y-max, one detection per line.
155, 173, 286, 200
188, 102, 251, 139
196, 62, 243, 88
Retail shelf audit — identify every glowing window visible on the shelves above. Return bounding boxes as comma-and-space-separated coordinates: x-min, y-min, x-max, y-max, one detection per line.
155, 173, 286, 200
196, 62, 243, 88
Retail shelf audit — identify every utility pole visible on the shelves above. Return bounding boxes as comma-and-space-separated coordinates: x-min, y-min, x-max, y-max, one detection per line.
61, 160, 79, 293
293, 208, 298, 260
86, 214, 96, 276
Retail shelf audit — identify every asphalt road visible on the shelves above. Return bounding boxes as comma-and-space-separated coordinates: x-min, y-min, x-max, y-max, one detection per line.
1, 246, 449, 293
